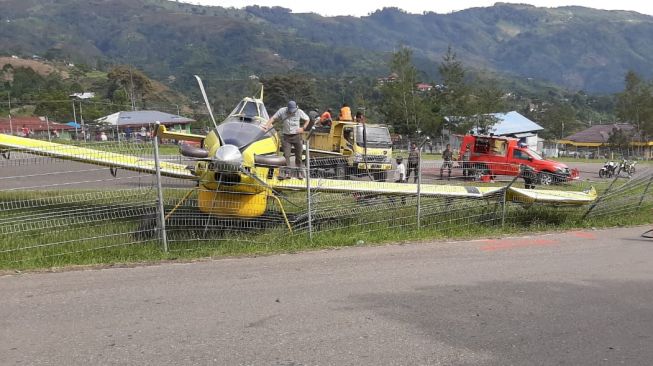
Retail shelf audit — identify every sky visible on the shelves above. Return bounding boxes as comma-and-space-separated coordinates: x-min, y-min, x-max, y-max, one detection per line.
192, 1, 653, 17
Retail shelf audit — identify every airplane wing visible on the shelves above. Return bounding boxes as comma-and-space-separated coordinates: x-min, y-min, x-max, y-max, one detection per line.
271, 177, 596, 204
0, 134, 195, 179
271, 177, 505, 198
155, 125, 205, 143
507, 187, 597, 205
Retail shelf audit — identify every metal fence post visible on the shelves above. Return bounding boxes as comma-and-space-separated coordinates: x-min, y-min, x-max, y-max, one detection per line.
416, 138, 430, 229
306, 128, 313, 241
152, 123, 168, 252
502, 172, 521, 227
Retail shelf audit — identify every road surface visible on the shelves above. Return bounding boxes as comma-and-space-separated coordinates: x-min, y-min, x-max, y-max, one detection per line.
2, 226, 653, 365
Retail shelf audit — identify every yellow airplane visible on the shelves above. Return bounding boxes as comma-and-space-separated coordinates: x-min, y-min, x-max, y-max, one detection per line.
0, 76, 597, 233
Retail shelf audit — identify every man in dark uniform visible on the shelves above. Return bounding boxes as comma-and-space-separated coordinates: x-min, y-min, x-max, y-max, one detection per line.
462, 144, 472, 179
440, 144, 453, 180
406, 143, 419, 183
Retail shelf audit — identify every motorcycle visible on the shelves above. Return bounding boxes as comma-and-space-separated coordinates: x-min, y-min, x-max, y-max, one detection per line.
617, 159, 637, 177
599, 160, 617, 178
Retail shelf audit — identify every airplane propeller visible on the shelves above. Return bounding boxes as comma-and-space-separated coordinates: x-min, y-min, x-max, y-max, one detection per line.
193, 75, 273, 172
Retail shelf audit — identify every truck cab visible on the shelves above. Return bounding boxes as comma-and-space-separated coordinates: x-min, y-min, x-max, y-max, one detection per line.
458, 134, 578, 184
305, 121, 393, 180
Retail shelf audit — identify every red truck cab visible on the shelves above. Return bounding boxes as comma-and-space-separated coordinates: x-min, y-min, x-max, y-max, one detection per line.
457, 135, 579, 184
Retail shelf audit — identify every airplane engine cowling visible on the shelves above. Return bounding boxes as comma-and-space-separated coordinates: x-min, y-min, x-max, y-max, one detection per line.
214, 144, 242, 171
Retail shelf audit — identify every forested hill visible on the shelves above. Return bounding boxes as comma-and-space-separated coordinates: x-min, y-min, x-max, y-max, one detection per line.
2, 0, 653, 93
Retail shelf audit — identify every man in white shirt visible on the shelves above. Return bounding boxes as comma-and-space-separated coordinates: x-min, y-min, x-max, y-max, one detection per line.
394, 156, 406, 183
265, 100, 311, 179
392, 156, 406, 205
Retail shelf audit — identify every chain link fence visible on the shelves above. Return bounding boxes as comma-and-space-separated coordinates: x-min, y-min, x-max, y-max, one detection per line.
1, 139, 652, 269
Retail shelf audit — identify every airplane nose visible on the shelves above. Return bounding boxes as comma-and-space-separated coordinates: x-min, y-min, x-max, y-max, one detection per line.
214, 144, 243, 170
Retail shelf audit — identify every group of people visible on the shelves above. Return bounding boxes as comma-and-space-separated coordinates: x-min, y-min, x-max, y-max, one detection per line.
393, 143, 421, 183
264, 100, 368, 180
313, 103, 365, 129
395, 143, 473, 182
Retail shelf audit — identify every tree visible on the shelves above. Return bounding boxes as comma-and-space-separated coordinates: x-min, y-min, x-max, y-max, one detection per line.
261, 74, 318, 113
607, 126, 630, 155
107, 65, 153, 110
615, 70, 653, 141
436, 46, 474, 134
379, 47, 433, 135
537, 103, 579, 140
34, 90, 73, 122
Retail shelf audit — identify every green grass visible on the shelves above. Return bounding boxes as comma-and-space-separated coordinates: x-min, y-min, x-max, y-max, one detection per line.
85, 70, 108, 79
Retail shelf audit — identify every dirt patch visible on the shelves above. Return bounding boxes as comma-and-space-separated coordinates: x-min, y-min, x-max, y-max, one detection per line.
0, 57, 70, 79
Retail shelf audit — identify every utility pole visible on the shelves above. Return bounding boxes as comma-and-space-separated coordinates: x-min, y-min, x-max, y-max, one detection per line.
71, 99, 77, 124
46, 116, 51, 142
79, 100, 86, 142
129, 64, 136, 111
7, 92, 13, 135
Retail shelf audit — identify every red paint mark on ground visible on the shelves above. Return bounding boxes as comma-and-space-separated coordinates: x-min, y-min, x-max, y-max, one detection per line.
569, 231, 596, 239
481, 238, 559, 251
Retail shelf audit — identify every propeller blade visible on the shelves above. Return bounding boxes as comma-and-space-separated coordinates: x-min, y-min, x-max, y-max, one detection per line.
194, 75, 220, 132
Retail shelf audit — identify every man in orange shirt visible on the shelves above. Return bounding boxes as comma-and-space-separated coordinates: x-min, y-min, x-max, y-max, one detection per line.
339, 103, 352, 121
319, 108, 332, 127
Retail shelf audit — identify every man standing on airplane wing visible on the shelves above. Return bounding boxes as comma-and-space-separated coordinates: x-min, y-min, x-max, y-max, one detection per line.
265, 100, 311, 179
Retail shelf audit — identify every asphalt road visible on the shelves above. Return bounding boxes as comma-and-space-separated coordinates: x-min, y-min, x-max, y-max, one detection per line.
0, 152, 194, 190
2, 226, 653, 365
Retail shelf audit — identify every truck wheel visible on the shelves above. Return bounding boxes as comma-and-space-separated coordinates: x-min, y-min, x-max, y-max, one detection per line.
473, 164, 488, 181
538, 172, 554, 185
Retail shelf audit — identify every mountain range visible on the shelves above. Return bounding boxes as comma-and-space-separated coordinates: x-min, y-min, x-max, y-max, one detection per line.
1, 0, 653, 94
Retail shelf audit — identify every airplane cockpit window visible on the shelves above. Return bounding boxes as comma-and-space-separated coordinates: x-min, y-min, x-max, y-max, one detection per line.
242, 101, 258, 120
227, 99, 269, 125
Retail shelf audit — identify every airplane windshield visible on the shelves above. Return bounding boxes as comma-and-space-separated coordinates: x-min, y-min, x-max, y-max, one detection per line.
355, 126, 392, 148
228, 99, 269, 124
217, 121, 274, 148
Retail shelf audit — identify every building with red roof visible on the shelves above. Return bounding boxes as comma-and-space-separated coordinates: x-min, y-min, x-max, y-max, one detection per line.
0, 116, 75, 139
